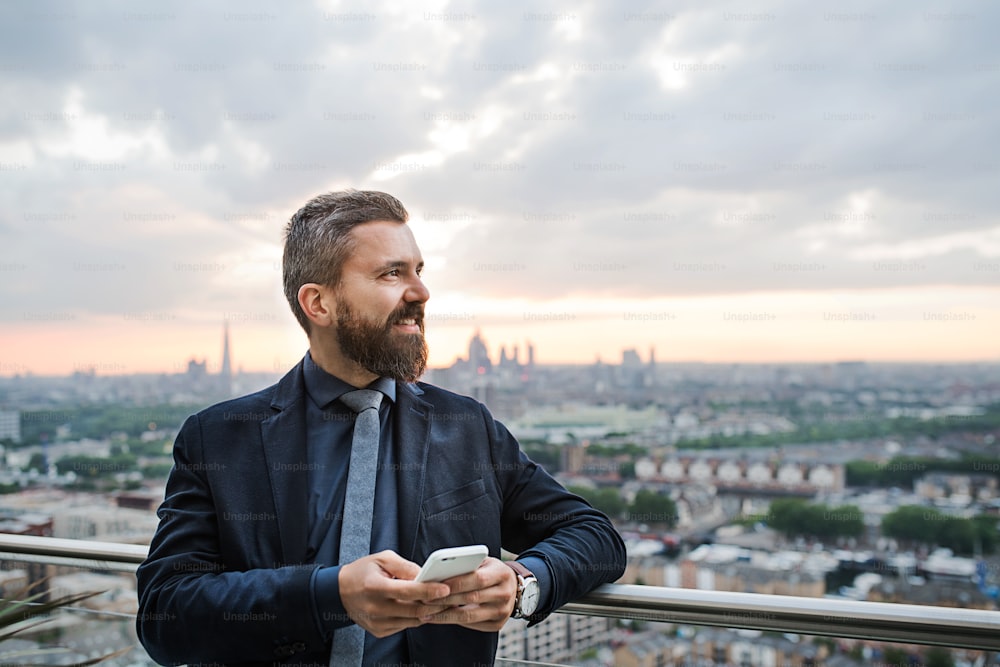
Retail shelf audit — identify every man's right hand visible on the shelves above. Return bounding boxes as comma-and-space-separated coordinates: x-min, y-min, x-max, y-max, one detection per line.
338, 550, 452, 637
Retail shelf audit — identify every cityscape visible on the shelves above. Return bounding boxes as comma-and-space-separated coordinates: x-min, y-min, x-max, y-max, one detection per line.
3, 2, 999, 665
1, 326, 998, 666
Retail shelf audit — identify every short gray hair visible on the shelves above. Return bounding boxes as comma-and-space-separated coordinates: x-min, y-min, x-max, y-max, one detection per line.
282, 189, 409, 333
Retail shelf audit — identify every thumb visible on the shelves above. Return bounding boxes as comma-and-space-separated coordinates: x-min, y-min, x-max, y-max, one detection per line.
372, 550, 422, 580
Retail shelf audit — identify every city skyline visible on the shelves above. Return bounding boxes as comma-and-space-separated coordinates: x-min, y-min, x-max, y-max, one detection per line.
2, 3, 998, 376
2, 318, 999, 379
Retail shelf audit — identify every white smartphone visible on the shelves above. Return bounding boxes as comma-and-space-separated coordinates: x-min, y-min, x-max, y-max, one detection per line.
414, 544, 489, 583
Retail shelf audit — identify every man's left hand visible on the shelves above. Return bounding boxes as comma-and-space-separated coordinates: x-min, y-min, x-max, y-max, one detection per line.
420, 556, 517, 632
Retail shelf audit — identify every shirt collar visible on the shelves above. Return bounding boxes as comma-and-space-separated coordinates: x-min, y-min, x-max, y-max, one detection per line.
303, 351, 396, 409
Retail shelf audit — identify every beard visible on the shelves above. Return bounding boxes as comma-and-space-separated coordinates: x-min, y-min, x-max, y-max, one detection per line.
336, 299, 428, 383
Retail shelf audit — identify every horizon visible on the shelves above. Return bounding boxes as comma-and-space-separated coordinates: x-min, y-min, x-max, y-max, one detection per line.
3, 321, 999, 381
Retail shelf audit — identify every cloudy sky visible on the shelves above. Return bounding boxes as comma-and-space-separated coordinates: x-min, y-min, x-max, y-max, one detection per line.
2, 0, 998, 376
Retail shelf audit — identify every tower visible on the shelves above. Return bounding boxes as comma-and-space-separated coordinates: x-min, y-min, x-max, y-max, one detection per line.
468, 329, 492, 374
647, 345, 657, 386
220, 320, 233, 393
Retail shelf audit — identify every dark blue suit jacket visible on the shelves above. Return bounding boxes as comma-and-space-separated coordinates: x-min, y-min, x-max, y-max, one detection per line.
136, 360, 626, 666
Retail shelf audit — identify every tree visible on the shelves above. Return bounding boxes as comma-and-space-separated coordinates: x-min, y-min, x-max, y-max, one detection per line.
766, 499, 863, 541
881, 505, 935, 544
924, 646, 955, 667
817, 504, 865, 540
972, 515, 1000, 553
881, 647, 910, 666
628, 489, 677, 528
938, 517, 977, 554
27, 452, 48, 473
523, 443, 560, 472
567, 486, 626, 519
881, 506, 998, 555
593, 488, 626, 519
768, 498, 813, 536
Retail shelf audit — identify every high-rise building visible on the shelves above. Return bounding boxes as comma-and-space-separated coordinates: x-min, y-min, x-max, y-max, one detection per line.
220, 320, 233, 395
221, 321, 232, 379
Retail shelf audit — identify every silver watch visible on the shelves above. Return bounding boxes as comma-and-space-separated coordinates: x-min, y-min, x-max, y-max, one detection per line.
506, 561, 540, 619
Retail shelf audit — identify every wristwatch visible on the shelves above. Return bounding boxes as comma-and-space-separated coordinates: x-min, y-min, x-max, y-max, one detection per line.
505, 560, 540, 619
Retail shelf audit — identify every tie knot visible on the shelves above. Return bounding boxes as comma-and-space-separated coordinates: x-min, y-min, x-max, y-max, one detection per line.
340, 389, 383, 414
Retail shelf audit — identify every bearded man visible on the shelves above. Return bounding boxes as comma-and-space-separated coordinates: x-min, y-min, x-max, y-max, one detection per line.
136, 189, 625, 667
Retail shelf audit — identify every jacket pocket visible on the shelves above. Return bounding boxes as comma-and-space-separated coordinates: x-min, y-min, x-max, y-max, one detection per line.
421, 477, 487, 519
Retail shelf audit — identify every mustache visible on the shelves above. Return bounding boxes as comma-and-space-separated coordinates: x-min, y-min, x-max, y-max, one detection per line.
337, 303, 425, 328
389, 303, 425, 326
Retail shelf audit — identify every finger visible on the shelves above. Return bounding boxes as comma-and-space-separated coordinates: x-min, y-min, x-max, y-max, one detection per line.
378, 577, 451, 602
422, 604, 480, 626
370, 549, 422, 580
350, 554, 450, 602
339, 554, 453, 636
438, 558, 508, 594
422, 602, 510, 629
359, 602, 454, 637
434, 561, 516, 607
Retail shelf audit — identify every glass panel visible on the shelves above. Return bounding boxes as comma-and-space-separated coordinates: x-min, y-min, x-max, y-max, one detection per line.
0, 558, 154, 666
1, 546, 993, 667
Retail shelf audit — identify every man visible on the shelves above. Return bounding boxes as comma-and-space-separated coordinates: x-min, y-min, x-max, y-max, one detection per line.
136, 189, 626, 666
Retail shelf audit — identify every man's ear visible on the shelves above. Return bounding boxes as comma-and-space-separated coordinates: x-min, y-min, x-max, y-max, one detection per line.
297, 283, 336, 329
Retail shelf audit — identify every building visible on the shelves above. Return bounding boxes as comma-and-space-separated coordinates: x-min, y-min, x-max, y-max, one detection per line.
868, 578, 995, 610
622, 545, 835, 599
497, 612, 613, 664
0, 568, 28, 598
0, 409, 20, 444
1, 490, 158, 545
220, 319, 233, 395
55, 504, 158, 543
49, 571, 138, 614
611, 631, 677, 667
636, 456, 845, 495
915, 472, 998, 506
0, 510, 55, 600
613, 627, 824, 667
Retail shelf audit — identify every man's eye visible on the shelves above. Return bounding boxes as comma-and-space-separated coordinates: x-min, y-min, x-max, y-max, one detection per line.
385, 269, 400, 277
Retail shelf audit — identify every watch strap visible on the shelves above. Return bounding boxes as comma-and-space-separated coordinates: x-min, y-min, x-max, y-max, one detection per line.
505, 560, 534, 580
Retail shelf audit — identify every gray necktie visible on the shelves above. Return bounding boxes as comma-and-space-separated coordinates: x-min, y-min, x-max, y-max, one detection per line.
330, 389, 383, 667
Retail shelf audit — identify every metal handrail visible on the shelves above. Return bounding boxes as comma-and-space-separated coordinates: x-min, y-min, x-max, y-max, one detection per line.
2, 534, 998, 651
0, 532, 148, 572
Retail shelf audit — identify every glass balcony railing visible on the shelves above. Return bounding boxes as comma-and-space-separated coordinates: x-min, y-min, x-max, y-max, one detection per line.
1, 533, 998, 665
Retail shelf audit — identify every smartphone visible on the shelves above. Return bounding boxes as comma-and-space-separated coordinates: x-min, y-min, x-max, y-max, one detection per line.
414, 544, 489, 583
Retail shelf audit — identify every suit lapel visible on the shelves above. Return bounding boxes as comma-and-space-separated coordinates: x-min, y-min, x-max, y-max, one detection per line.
260, 360, 311, 565
259, 369, 433, 565
394, 382, 432, 560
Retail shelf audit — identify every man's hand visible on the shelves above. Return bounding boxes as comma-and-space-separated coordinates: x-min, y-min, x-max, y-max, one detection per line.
338, 551, 451, 637
421, 557, 518, 632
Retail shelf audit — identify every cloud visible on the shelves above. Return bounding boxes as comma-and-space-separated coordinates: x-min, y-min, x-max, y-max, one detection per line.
0, 0, 997, 362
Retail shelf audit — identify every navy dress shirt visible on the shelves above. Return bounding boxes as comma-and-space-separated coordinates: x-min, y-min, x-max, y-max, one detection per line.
302, 352, 405, 665
301, 353, 552, 666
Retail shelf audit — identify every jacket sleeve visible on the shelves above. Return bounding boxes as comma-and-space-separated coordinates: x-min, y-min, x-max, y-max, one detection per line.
135, 414, 329, 666
484, 405, 627, 622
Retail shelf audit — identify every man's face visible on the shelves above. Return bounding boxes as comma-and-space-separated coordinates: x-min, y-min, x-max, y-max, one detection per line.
333, 220, 430, 382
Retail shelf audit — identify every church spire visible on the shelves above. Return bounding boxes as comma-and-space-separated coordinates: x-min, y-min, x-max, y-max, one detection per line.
220, 320, 232, 389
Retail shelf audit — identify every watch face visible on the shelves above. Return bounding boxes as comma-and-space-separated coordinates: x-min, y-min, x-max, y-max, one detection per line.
520, 579, 540, 616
